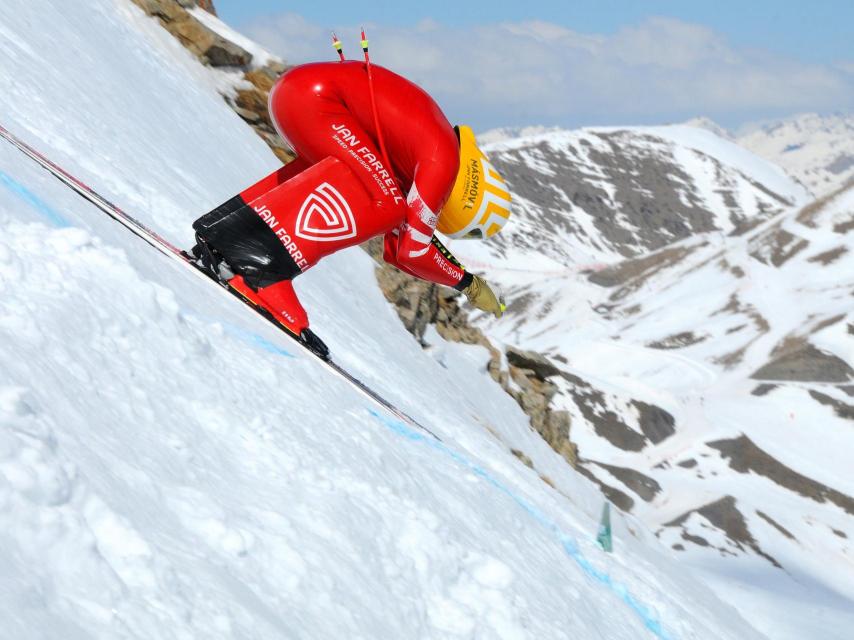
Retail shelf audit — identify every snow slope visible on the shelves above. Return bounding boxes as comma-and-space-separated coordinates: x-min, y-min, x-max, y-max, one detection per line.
738, 113, 854, 197
0, 1, 767, 638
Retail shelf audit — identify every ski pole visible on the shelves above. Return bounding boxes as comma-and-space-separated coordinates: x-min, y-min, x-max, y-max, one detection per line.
361, 27, 393, 175
331, 32, 345, 61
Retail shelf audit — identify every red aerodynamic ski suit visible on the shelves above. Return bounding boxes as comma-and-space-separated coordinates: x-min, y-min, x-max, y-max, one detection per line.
226, 61, 470, 334
271, 61, 464, 284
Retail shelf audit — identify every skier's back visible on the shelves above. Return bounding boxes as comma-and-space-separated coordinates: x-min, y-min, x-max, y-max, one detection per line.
191, 59, 511, 351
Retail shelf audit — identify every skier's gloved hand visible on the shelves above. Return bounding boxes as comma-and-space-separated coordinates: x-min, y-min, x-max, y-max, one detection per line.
460, 274, 505, 318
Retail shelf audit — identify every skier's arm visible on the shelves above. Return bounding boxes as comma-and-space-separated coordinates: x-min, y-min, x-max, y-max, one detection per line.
383, 160, 470, 289
382, 226, 472, 290
383, 230, 503, 317
380, 139, 504, 317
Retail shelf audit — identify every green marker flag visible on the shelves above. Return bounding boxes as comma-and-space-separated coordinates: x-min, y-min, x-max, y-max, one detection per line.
596, 501, 613, 552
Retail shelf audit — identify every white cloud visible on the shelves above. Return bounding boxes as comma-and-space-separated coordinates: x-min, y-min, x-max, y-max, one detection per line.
243, 14, 854, 129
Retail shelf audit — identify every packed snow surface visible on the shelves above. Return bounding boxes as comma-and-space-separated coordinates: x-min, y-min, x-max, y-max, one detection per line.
0, 1, 769, 639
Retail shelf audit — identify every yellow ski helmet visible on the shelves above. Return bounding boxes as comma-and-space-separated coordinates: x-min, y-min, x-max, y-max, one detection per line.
438, 125, 512, 239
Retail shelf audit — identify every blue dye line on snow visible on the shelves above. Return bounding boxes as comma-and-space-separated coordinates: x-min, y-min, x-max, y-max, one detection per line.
185, 279, 670, 637
370, 408, 673, 640
0, 169, 70, 227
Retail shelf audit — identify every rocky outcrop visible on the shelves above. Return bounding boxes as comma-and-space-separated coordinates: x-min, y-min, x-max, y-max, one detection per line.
591, 461, 662, 502
750, 338, 853, 382
131, 0, 248, 66
504, 348, 576, 465
129, 0, 294, 163
194, 0, 216, 13
708, 435, 854, 515
232, 64, 294, 163
748, 223, 809, 267
662, 496, 782, 568
366, 238, 577, 467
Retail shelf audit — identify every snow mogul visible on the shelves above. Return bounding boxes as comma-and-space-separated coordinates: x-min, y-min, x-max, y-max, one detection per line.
191, 41, 511, 356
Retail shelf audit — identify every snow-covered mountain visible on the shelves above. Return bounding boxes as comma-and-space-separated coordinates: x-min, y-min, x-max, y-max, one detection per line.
690, 113, 854, 198
738, 113, 854, 197
466, 126, 808, 273
447, 125, 854, 639
0, 1, 779, 639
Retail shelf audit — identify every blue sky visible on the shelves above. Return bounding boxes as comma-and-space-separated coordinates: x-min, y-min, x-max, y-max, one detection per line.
213, 0, 854, 131
217, 0, 851, 63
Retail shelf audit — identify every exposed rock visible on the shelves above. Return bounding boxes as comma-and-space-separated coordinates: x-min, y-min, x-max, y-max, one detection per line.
588, 244, 695, 293
807, 245, 848, 265
751, 383, 777, 396
755, 510, 796, 540
797, 180, 853, 228
235, 88, 273, 127
834, 216, 854, 234
633, 401, 676, 444
713, 345, 748, 369
195, 0, 217, 14
487, 130, 791, 265
664, 495, 782, 568
368, 238, 577, 467
257, 131, 295, 164
748, 224, 809, 267
592, 461, 662, 502
244, 68, 278, 92
750, 338, 853, 382
709, 294, 770, 369
511, 449, 534, 469
506, 346, 561, 379
708, 435, 854, 515
808, 390, 854, 420
561, 372, 647, 451
810, 313, 845, 334
233, 107, 261, 124
646, 331, 707, 349
130, 0, 293, 163
130, 0, 251, 67
575, 463, 635, 511
677, 458, 697, 468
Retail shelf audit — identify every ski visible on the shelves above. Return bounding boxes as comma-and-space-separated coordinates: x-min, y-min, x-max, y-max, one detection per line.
0, 123, 441, 441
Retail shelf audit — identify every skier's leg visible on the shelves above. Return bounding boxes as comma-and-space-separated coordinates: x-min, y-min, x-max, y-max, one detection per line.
196, 156, 311, 231
191, 155, 313, 276
192, 201, 303, 287
239, 156, 312, 203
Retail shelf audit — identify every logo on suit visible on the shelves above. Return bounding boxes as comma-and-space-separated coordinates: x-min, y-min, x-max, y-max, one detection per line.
295, 182, 357, 242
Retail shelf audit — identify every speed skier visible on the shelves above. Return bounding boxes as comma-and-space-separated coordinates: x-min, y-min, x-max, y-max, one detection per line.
191, 54, 512, 354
